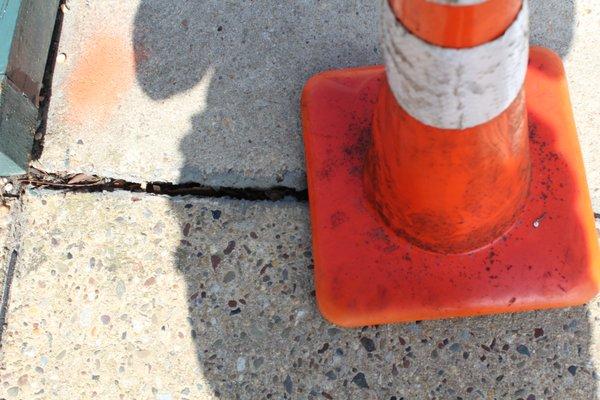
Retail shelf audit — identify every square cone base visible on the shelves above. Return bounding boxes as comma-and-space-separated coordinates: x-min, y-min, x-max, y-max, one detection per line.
302, 47, 600, 327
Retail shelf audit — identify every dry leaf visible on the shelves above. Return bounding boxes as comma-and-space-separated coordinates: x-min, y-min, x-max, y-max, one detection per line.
67, 173, 98, 185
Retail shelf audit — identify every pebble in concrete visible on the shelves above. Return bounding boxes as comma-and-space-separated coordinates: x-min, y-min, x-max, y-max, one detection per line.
1, 190, 599, 399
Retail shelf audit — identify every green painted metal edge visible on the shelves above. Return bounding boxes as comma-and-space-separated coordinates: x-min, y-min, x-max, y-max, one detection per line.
0, 75, 36, 175
7, 0, 60, 102
0, 0, 59, 176
0, 0, 22, 74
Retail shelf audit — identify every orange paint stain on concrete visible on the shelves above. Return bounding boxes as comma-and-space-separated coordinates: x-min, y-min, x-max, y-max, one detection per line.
65, 35, 135, 126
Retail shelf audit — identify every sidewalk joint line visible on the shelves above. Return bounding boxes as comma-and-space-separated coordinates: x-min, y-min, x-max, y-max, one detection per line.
0, 249, 19, 345
19, 168, 308, 202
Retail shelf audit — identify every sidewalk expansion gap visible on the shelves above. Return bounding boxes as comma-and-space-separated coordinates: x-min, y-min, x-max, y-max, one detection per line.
18, 168, 308, 202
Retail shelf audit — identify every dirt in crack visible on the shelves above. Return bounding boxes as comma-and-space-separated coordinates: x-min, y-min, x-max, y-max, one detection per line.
19, 167, 307, 202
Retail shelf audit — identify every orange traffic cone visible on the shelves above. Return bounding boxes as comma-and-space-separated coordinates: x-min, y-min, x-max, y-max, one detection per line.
302, 0, 600, 327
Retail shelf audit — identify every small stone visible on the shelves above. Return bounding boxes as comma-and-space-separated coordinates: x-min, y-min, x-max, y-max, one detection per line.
115, 280, 126, 297
253, 357, 264, 368
283, 375, 293, 394
224, 240, 236, 255
56, 53, 67, 63
3, 182, 14, 193
223, 271, 235, 283
144, 277, 156, 286
567, 365, 578, 376
236, 357, 246, 372
17, 374, 28, 385
211, 255, 221, 270
516, 344, 530, 356
101, 315, 111, 325
211, 210, 221, 219
360, 336, 376, 352
317, 343, 329, 354
534, 328, 544, 338
327, 328, 341, 336
7, 387, 19, 396
352, 372, 369, 389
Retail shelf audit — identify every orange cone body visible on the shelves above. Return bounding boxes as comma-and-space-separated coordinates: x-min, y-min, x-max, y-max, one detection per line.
365, 0, 529, 253
389, 0, 522, 47
301, 0, 600, 326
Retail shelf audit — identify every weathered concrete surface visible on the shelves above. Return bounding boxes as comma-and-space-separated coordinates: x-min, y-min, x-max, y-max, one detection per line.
39, 0, 380, 189
1, 190, 599, 399
38, 0, 600, 209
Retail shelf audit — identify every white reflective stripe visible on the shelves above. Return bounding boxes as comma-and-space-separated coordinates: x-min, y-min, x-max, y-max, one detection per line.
382, 0, 529, 130
427, 0, 487, 5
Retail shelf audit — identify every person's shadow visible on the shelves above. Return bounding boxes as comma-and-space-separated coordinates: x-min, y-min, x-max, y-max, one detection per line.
133, 1, 598, 399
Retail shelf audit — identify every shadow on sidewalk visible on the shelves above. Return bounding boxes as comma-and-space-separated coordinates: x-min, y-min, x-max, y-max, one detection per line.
133, 1, 596, 399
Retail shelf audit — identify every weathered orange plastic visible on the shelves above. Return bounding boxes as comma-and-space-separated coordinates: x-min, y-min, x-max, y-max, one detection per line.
365, 85, 530, 253
301, 47, 600, 327
388, 0, 523, 47
374, 0, 530, 253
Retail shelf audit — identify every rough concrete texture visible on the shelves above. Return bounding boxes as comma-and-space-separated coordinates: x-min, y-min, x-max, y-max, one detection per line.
1, 190, 599, 399
38, 0, 600, 209
38, 0, 379, 189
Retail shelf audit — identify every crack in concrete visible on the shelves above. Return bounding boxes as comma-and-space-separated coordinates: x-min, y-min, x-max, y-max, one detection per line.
20, 169, 308, 202
0, 249, 18, 344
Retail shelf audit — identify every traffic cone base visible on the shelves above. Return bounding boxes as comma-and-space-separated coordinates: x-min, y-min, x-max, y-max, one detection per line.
302, 47, 600, 327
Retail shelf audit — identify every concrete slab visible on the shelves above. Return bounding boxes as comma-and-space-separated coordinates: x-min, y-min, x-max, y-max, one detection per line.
1, 190, 599, 399
38, 0, 600, 209
39, 0, 380, 189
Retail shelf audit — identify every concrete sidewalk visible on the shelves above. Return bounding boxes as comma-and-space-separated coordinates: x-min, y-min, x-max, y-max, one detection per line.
1, 191, 599, 399
1, 0, 600, 399
35, 0, 600, 207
